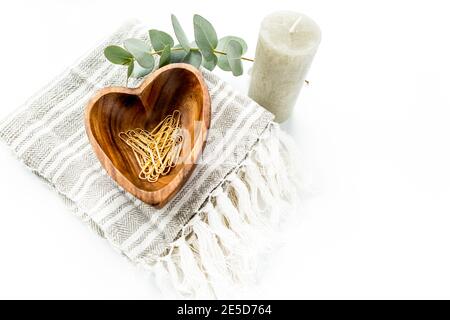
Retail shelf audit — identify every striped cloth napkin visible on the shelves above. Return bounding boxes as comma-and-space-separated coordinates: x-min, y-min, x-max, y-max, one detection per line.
0, 21, 300, 298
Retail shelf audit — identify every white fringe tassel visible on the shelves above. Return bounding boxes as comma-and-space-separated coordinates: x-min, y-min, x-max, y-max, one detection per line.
148, 123, 301, 299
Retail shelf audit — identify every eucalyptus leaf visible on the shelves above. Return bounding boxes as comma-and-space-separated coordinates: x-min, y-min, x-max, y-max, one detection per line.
123, 38, 154, 69
104, 45, 133, 65
226, 40, 243, 76
127, 62, 134, 78
131, 61, 152, 78
217, 36, 248, 71
183, 50, 202, 68
170, 44, 187, 63
124, 38, 151, 51
201, 54, 218, 71
171, 14, 190, 52
193, 14, 218, 60
149, 29, 174, 53
159, 45, 172, 67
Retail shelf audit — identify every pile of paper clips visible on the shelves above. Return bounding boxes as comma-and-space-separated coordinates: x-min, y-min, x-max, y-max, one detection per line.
118, 110, 183, 182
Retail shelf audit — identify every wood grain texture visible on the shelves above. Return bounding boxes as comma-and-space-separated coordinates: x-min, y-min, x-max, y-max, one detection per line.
85, 63, 211, 208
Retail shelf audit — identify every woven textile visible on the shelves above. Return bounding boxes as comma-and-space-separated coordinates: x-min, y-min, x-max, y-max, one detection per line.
0, 21, 274, 265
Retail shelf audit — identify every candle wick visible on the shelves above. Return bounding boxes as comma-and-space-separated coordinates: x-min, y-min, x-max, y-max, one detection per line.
289, 15, 303, 34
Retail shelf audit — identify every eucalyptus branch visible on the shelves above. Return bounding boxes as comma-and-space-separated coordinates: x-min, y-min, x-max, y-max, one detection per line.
104, 14, 252, 83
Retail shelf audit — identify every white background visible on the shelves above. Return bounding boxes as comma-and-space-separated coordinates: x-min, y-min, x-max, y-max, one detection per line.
0, 0, 449, 299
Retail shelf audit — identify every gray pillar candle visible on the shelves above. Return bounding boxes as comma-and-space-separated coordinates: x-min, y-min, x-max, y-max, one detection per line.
248, 11, 321, 122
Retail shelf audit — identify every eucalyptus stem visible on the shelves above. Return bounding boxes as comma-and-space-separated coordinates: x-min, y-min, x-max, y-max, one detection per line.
213, 49, 254, 62
150, 47, 254, 62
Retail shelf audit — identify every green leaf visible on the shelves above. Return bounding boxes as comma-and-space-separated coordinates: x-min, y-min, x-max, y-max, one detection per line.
159, 45, 171, 68
126, 61, 134, 86
104, 45, 133, 65
124, 38, 151, 52
171, 44, 187, 63
171, 14, 190, 52
131, 61, 152, 78
149, 29, 174, 53
193, 14, 218, 60
226, 40, 243, 76
123, 38, 154, 69
217, 36, 248, 71
127, 61, 134, 78
182, 50, 202, 68
201, 54, 217, 71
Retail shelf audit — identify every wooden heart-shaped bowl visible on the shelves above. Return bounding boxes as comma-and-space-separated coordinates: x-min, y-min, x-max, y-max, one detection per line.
85, 63, 210, 208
